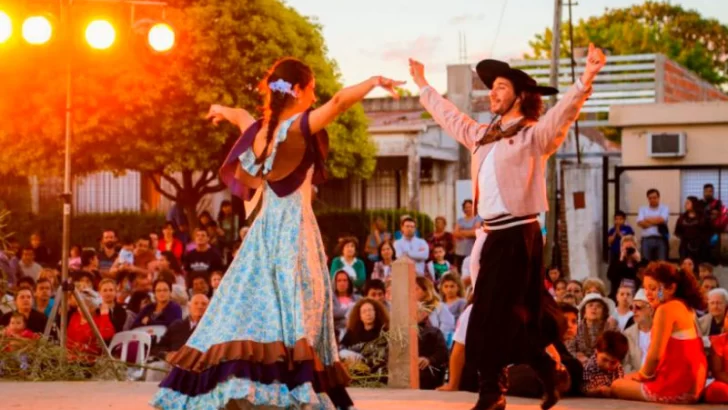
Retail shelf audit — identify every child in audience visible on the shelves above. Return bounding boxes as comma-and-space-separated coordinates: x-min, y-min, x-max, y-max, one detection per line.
582, 331, 629, 397
2, 312, 37, 342
613, 284, 635, 331
439, 273, 467, 324
426, 245, 451, 283
544, 266, 562, 296
117, 238, 135, 266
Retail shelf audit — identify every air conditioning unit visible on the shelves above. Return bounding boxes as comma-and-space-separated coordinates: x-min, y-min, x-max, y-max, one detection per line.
647, 132, 686, 158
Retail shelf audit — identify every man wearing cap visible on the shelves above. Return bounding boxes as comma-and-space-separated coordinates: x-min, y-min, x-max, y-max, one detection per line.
622, 289, 653, 374
409, 43, 606, 410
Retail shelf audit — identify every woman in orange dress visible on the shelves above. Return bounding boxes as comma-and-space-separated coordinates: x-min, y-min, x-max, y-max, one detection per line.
611, 261, 708, 404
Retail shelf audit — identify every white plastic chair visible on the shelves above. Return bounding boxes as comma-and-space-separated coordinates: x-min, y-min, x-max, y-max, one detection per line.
109, 330, 153, 381
134, 325, 168, 343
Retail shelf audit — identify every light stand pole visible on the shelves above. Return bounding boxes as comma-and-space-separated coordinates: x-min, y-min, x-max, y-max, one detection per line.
566, 0, 581, 165
40, 0, 172, 364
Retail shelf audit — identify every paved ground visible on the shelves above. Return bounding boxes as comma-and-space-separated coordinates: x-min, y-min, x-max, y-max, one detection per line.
0, 382, 720, 409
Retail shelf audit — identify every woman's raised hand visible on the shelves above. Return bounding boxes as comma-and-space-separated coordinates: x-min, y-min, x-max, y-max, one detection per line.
373, 76, 406, 99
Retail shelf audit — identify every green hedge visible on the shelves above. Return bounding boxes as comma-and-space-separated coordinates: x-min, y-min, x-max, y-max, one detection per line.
7, 212, 166, 251
6, 209, 433, 260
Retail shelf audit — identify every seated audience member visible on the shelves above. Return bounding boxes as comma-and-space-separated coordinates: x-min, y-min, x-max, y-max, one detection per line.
183, 229, 224, 274
124, 290, 153, 330
582, 277, 617, 316
34, 278, 54, 317
362, 279, 388, 309
159, 221, 184, 261
80, 249, 103, 288
97, 278, 127, 335
170, 285, 190, 319
581, 331, 629, 397
145, 294, 210, 382
2, 312, 38, 341
416, 303, 449, 390
66, 289, 115, 363
329, 236, 367, 290
16, 276, 36, 291
415, 276, 454, 337
575, 293, 617, 363
700, 288, 728, 337
622, 289, 654, 374
701, 275, 720, 296
339, 298, 389, 383
209, 271, 224, 293
426, 245, 451, 283
0, 288, 47, 333
553, 279, 568, 303
611, 262, 708, 404
72, 270, 95, 291
544, 266, 562, 296
699, 262, 715, 281
188, 273, 212, 298
131, 279, 182, 329
613, 284, 635, 331
561, 293, 578, 307
705, 312, 728, 404
437, 304, 477, 393
566, 280, 585, 305
155, 251, 186, 289
370, 240, 396, 281
606, 235, 645, 300
332, 270, 360, 334
439, 273, 466, 324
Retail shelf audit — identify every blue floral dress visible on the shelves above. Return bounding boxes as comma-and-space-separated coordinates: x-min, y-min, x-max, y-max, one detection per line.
151, 111, 351, 410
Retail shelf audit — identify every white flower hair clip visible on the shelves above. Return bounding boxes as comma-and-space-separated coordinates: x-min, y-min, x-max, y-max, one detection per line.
268, 79, 298, 97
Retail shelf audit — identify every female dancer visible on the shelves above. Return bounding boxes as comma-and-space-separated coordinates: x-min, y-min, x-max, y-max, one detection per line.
151, 57, 402, 410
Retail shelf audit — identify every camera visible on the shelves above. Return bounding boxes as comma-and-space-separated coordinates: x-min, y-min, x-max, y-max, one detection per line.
626, 247, 636, 256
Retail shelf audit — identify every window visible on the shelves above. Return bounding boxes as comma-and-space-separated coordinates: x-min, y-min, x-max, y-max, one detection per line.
680, 169, 728, 206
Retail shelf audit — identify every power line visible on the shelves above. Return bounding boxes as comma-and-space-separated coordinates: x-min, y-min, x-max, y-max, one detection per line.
489, 0, 509, 57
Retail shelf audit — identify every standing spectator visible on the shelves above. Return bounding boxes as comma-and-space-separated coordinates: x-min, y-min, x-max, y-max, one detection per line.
34, 278, 54, 317
18, 247, 42, 282
159, 222, 184, 262
699, 288, 728, 337
364, 216, 390, 263
612, 262, 708, 404
453, 200, 481, 270
182, 229, 224, 275
394, 217, 429, 276
581, 331, 628, 397
415, 276, 455, 337
131, 279, 182, 329
329, 237, 366, 290
675, 196, 709, 263
416, 304, 449, 390
637, 189, 669, 261
371, 240, 396, 281
97, 230, 119, 276
393, 214, 421, 240
705, 312, 728, 404
426, 245, 451, 282
700, 183, 725, 222
0, 288, 47, 333
166, 203, 188, 231
0, 247, 20, 289
29, 232, 53, 267
622, 289, 653, 374
606, 235, 644, 301
439, 273, 466, 324
426, 216, 454, 262
97, 278, 127, 335
607, 210, 635, 262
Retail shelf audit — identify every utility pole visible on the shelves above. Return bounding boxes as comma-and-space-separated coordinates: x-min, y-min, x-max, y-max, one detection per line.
544, 0, 562, 268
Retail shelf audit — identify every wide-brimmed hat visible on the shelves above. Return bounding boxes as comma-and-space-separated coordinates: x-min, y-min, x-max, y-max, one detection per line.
476, 59, 558, 96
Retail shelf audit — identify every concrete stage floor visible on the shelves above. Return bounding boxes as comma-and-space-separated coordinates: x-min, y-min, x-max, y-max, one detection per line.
0, 382, 720, 409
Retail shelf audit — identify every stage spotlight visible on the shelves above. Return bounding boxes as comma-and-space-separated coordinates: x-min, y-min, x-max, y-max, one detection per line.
85, 19, 115, 50
22, 15, 52, 45
148, 22, 174, 52
0, 11, 11, 44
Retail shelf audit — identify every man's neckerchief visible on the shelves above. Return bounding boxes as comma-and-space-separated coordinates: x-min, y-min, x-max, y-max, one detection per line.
475, 117, 530, 147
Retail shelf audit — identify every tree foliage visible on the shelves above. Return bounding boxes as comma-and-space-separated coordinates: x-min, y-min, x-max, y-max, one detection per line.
0, 0, 376, 221
525, 1, 728, 86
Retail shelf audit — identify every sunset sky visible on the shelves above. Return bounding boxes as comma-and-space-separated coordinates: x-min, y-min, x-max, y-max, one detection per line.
286, 0, 728, 94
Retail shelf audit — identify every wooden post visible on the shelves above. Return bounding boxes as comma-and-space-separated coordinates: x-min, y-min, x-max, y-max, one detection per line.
387, 257, 419, 389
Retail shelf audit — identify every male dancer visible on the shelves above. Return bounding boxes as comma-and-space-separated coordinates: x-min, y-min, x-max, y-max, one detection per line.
409, 43, 606, 410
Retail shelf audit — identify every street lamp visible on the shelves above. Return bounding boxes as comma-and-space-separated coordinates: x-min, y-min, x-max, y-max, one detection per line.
1, 0, 175, 363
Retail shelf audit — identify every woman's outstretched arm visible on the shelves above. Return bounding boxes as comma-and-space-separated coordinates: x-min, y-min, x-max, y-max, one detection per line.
308, 76, 404, 134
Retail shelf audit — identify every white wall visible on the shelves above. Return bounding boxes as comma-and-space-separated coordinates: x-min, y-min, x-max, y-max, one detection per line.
563, 163, 604, 282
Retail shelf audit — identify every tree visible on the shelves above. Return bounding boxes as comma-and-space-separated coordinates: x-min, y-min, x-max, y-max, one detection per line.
0, 0, 376, 228
526, 1, 728, 86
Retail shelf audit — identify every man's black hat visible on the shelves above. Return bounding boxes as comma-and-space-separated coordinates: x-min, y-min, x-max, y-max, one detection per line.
476, 59, 559, 96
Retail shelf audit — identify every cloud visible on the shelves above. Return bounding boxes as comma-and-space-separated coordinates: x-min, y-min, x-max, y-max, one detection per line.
369, 36, 443, 62
449, 13, 486, 25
